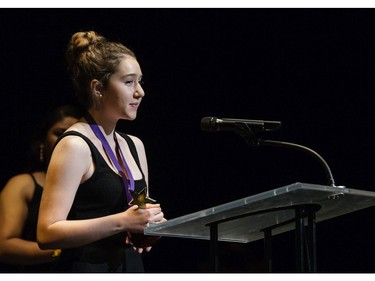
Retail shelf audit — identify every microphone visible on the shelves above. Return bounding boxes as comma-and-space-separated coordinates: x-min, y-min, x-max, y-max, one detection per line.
201, 117, 282, 133
200, 116, 338, 187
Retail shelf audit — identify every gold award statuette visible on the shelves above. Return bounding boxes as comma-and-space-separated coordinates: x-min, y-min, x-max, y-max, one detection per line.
128, 187, 161, 247
129, 187, 156, 209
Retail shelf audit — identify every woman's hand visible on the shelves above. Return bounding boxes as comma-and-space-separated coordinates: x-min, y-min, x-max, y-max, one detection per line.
123, 203, 164, 233
125, 234, 152, 254
124, 203, 166, 253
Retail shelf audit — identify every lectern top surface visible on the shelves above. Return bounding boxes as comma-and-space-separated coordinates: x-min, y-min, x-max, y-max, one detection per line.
144, 182, 375, 243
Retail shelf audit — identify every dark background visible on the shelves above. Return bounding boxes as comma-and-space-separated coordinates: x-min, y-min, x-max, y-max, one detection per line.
1, 8, 375, 273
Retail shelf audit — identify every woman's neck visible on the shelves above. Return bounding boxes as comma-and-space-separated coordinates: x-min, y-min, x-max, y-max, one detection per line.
86, 110, 117, 137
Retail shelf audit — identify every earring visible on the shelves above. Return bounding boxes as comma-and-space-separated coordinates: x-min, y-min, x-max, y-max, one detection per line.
39, 144, 44, 163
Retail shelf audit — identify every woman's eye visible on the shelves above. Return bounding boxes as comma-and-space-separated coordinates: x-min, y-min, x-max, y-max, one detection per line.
125, 80, 134, 85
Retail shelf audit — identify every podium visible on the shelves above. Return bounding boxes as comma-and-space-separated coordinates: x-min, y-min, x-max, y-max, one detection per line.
145, 182, 375, 272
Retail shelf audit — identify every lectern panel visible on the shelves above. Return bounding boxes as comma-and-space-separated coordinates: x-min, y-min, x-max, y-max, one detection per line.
145, 182, 375, 243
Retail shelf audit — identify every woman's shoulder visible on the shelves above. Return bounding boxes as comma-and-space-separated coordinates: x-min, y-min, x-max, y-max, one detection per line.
117, 132, 142, 144
127, 134, 143, 145
58, 122, 94, 147
53, 129, 93, 160
1, 173, 37, 201
4, 173, 35, 187
118, 133, 145, 151
58, 131, 89, 145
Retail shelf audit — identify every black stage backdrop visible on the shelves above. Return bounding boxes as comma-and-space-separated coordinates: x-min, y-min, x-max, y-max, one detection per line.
1, 8, 375, 273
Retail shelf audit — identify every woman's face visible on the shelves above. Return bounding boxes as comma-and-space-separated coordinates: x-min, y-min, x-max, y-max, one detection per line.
101, 56, 145, 121
44, 116, 79, 161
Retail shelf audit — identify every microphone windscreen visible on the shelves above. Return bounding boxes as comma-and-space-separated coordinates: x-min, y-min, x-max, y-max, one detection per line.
200, 117, 218, 132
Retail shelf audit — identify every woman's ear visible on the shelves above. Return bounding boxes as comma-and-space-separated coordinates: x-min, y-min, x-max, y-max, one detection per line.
90, 79, 103, 98
90, 79, 104, 110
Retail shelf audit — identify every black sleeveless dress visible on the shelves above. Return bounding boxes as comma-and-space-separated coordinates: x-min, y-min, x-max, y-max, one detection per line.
52, 131, 147, 273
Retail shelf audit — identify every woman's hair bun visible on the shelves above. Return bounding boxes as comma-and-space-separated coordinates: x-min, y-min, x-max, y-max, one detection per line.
70, 31, 104, 52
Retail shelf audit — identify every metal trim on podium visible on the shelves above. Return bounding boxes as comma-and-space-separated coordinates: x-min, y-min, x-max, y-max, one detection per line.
145, 182, 375, 272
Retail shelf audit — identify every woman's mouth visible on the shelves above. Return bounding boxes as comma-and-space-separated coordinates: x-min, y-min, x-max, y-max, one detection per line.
130, 103, 139, 109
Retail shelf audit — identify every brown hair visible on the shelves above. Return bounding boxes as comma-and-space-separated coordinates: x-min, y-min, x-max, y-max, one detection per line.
65, 31, 136, 109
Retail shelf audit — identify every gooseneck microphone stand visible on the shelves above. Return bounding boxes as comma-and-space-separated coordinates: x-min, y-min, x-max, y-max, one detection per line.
246, 138, 337, 188
236, 122, 342, 272
201, 117, 342, 272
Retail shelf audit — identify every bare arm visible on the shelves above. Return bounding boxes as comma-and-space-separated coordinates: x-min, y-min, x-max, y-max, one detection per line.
37, 135, 162, 250
0, 175, 57, 265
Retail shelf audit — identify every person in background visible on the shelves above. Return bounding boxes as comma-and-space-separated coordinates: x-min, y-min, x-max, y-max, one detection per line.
0, 105, 81, 272
37, 31, 165, 273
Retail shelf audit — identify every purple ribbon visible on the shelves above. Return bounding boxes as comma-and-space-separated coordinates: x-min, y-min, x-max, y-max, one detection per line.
86, 113, 134, 204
